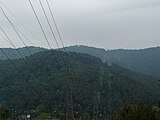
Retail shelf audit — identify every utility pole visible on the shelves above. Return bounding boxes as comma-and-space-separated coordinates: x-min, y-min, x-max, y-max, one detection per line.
158, 80, 160, 109
66, 92, 69, 120
14, 110, 17, 120
107, 51, 112, 120
66, 89, 74, 120
93, 81, 96, 120
66, 71, 75, 120
97, 92, 100, 116
51, 105, 53, 120
159, 80, 160, 91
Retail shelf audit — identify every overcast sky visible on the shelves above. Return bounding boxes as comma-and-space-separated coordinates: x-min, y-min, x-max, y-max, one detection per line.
0, 0, 160, 49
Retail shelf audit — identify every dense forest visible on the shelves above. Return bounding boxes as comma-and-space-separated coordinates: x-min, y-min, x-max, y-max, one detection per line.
0, 46, 46, 60
1, 45, 160, 78
0, 50, 159, 119
62, 45, 160, 78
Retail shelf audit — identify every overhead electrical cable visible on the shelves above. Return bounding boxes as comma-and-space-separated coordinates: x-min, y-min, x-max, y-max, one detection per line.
0, 15, 43, 97
0, 9, 35, 46
0, 24, 50, 94
45, 0, 65, 49
0, 6, 33, 55
0, 25, 26, 59
0, 6, 41, 66
45, 0, 77, 79
0, 47, 39, 95
38, 0, 60, 49
0, 25, 39, 78
0, 1, 61, 105
0, 32, 13, 46
28, 0, 62, 71
30, 0, 75, 119
29, 0, 76, 119
0, 0, 44, 45
44, 1, 77, 119
36, 3, 75, 114
28, 0, 52, 49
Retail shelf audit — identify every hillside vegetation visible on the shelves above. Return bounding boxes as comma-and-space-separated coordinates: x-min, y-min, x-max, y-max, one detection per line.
1, 45, 160, 78
0, 50, 159, 118
0, 46, 46, 60
62, 45, 160, 78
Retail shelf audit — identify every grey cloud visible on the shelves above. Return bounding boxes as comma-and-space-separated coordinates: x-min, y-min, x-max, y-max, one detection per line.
0, 0, 160, 49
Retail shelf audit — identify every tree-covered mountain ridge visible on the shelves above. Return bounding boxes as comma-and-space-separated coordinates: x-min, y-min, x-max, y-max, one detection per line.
61, 45, 160, 78
0, 50, 159, 116
0, 46, 47, 60
1, 45, 159, 78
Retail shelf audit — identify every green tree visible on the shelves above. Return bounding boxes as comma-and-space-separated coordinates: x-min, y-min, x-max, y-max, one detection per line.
114, 104, 157, 120
0, 106, 9, 120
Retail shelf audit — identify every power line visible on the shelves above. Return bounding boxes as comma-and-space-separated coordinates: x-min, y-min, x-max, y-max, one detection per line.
0, 23, 42, 98
0, 6, 34, 58
0, 24, 39, 66
45, 0, 65, 49
0, 10, 35, 46
28, 0, 52, 49
0, 25, 26, 59
45, 1, 77, 119
37, 1, 75, 118
0, 6, 42, 66
44, 0, 77, 79
0, 24, 53, 98
0, 0, 44, 46
0, 1, 68, 111
0, 47, 39, 95
0, 25, 37, 73
28, 1, 77, 119
28, 0, 64, 77
38, 0, 60, 49
27, 1, 71, 109
0, 32, 13, 47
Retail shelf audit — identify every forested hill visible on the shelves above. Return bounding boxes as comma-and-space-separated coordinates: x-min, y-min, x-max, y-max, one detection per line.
0, 50, 159, 115
0, 46, 46, 60
1, 45, 160, 78
61, 45, 160, 78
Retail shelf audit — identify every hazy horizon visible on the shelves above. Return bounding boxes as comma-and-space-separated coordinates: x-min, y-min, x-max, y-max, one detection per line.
0, 44, 160, 51
0, 0, 160, 49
